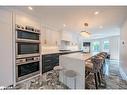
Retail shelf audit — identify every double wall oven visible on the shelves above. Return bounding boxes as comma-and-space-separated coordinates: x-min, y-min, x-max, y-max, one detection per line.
15, 24, 41, 82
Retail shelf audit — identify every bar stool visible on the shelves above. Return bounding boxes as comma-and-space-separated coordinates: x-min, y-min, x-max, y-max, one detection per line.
91, 57, 103, 89
53, 66, 64, 72
97, 53, 107, 76
53, 66, 64, 80
96, 57, 104, 83
96, 55, 105, 74
64, 70, 77, 89
52, 66, 64, 86
85, 53, 106, 89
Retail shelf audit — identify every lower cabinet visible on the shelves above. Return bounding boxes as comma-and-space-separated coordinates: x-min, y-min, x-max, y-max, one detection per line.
42, 54, 59, 73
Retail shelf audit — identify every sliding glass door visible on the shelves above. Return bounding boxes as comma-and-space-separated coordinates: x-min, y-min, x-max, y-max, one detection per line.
103, 40, 110, 53
92, 41, 100, 53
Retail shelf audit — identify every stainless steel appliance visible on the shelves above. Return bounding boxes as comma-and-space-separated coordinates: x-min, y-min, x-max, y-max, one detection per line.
16, 42, 40, 58
83, 42, 91, 53
16, 24, 40, 58
15, 24, 41, 82
16, 56, 40, 82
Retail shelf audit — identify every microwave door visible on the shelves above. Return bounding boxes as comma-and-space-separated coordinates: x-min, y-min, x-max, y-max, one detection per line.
17, 42, 40, 58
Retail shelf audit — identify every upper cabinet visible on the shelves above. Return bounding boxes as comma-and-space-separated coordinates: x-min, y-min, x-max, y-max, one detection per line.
15, 11, 41, 29
41, 26, 60, 46
52, 30, 60, 46
61, 30, 79, 45
61, 31, 72, 41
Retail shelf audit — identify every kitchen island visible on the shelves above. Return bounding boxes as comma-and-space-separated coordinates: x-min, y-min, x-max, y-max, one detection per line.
41, 50, 81, 73
59, 52, 96, 89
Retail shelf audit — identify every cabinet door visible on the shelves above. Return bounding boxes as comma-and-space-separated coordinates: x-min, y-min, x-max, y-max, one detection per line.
41, 26, 46, 46
46, 28, 53, 46
61, 31, 71, 41
51, 30, 56, 46
52, 31, 60, 46
0, 9, 13, 87
45, 28, 60, 46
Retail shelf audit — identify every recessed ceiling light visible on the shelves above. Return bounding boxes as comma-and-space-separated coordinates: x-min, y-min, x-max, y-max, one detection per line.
63, 24, 66, 27
99, 25, 103, 29
94, 11, 99, 15
28, 6, 33, 10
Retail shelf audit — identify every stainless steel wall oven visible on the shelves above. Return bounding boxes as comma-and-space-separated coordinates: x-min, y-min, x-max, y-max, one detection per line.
16, 56, 40, 82
15, 24, 41, 82
16, 24, 40, 58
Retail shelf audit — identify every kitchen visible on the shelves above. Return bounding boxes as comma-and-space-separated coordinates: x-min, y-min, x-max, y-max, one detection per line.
0, 6, 127, 89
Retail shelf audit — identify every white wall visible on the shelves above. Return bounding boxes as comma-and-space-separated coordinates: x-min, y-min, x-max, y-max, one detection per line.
120, 18, 127, 78
109, 36, 120, 60
0, 9, 14, 87
82, 36, 120, 60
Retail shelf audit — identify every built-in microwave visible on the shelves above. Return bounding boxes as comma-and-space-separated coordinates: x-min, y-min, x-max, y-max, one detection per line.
16, 42, 40, 58
17, 30, 40, 40
16, 24, 40, 42
16, 24, 40, 58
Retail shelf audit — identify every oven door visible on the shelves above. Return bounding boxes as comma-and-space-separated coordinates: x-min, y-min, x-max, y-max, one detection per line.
17, 30, 40, 40
16, 42, 40, 58
16, 61, 40, 82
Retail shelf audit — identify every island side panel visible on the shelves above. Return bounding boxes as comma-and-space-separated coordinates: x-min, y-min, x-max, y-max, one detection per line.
59, 55, 85, 89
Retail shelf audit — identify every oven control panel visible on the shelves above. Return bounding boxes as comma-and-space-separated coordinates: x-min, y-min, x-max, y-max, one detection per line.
16, 24, 40, 34
16, 56, 40, 64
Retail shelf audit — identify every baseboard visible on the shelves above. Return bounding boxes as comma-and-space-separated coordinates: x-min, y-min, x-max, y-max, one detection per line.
119, 67, 127, 80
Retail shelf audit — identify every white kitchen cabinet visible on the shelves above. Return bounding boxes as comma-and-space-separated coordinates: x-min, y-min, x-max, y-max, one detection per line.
41, 25, 46, 46
61, 31, 72, 41
59, 30, 80, 50
46, 28, 54, 45
53, 30, 60, 46
42, 27, 60, 46
61, 30, 79, 45
0, 9, 14, 87
15, 11, 41, 29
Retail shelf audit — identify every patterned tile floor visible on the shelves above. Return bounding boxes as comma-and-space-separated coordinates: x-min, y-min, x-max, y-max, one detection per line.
14, 71, 69, 89
85, 59, 127, 89
4, 59, 126, 90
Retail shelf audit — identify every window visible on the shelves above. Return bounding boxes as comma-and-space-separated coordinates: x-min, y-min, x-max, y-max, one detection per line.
103, 40, 110, 52
92, 41, 100, 52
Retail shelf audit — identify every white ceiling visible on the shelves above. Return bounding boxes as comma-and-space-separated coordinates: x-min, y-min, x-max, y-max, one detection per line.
6, 6, 127, 38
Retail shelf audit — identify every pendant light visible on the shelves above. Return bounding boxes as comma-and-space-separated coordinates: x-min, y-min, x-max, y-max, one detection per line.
80, 23, 91, 37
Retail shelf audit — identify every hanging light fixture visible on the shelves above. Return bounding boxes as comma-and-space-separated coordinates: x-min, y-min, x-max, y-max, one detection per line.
80, 23, 91, 37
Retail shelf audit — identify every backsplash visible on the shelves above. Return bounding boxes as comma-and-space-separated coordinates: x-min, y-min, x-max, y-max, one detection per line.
41, 46, 59, 54
41, 45, 79, 54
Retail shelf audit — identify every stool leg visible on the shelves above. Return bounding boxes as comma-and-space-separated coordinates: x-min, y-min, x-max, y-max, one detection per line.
74, 78, 76, 89
100, 69, 103, 79
94, 73, 98, 89
97, 72, 101, 85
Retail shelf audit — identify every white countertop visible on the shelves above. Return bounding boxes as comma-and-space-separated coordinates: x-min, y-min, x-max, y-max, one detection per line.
61, 52, 97, 61
41, 51, 60, 55
41, 50, 80, 55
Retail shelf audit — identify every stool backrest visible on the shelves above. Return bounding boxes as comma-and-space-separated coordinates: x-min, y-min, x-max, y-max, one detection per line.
91, 57, 103, 72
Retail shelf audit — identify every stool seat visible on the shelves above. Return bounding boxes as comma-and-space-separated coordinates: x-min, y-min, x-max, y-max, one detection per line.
53, 66, 64, 71
64, 70, 77, 78
85, 62, 93, 72
64, 70, 77, 89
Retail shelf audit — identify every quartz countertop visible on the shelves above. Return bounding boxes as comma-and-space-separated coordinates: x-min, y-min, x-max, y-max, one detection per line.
41, 50, 81, 55
60, 52, 97, 61
41, 51, 60, 55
